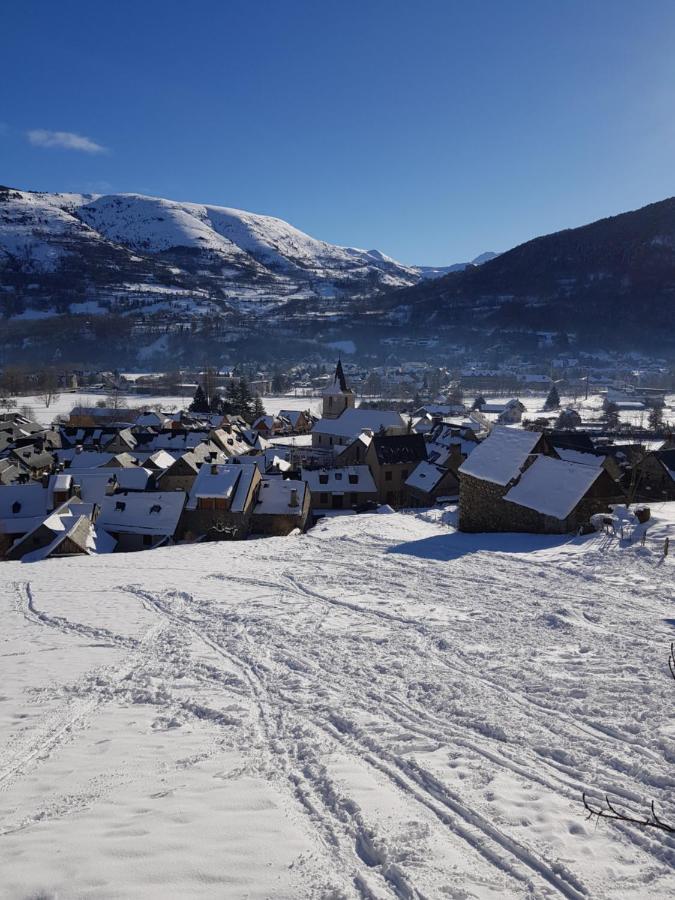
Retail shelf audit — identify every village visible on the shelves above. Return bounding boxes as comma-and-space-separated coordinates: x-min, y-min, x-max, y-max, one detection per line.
1, 358, 674, 562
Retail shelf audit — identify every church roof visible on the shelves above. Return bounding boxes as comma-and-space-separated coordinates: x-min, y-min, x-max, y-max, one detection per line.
323, 360, 353, 396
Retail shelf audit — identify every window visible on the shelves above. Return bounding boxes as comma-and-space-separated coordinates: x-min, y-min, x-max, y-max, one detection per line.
143, 534, 153, 547
319, 473, 328, 484
385, 471, 392, 481
320, 493, 329, 504
348, 473, 358, 484
335, 472, 342, 480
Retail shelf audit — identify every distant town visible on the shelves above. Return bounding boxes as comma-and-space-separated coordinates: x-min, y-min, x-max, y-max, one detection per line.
1, 351, 673, 562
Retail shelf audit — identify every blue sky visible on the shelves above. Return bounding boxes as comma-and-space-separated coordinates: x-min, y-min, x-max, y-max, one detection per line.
3, 1, 675, 265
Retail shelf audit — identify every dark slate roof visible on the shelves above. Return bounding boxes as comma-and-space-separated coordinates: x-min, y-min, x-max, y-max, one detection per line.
655, 449, 675, 477
372, 433, 427, 465
549, 431, 595, 452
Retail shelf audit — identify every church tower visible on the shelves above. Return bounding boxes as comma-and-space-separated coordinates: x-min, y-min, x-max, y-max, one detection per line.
322, 360, 355, 419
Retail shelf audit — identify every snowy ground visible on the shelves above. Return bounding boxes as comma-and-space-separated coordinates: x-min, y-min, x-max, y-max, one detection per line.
1, 507, 674, 898
9, 393, 322, 426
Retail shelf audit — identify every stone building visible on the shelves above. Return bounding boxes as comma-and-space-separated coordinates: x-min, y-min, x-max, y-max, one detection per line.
458, 426, 624, 533
365, 433, 428, 507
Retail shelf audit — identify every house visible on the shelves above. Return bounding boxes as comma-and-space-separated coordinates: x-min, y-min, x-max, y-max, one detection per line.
0, 476, 79, 558
179, 463, 262, 540
250, 477, 311, 535
5, 500, 114, 562
156, 444, 225, 492
405, 461, 459, 507
458, 426, 624, 533
334, 432, 373, 466
632, 449, 675, 502
458, 427, 558, 532
365, 433, 428, 507
251, 415, 284, 437
479, 399, 526, 424
9, 444, 55, 476
312, 409, 407, 452
278, 409, 313, 434
300, 466, 378, 512
502, 456, 625, 534
97, 491, 187, 552
210, 427, 252, 457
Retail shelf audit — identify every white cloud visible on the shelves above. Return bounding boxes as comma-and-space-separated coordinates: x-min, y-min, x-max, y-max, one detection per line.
26, 129, 107, 154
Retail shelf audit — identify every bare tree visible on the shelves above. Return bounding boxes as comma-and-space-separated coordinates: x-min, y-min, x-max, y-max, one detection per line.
583, 644, 674, 834
38, 368, 60, 409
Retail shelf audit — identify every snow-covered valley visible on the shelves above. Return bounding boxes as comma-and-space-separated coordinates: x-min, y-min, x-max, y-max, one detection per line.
1, 507, 674, 898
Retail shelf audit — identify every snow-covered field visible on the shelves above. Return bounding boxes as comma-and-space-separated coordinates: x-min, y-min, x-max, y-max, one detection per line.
1, 507, 674, 898
10, 393, 322, 426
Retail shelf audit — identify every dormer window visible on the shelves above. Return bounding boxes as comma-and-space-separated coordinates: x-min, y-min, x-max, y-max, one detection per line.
335, 472, 342, 480
12, 501, 21, 514
150, 504, 162, 514
115, 501, 126, 512
319, 473, 328, 484
348, 473, 358, 484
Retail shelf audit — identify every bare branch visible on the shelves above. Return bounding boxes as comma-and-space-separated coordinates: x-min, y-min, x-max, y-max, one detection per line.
583, 793, 675, 834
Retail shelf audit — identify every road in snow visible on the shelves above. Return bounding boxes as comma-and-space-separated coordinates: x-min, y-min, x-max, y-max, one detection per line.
1, 508, 674, 898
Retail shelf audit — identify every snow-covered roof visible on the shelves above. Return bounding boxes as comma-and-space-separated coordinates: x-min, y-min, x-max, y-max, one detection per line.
312, 408, 405, 439
186, 465, 242, 509
301, 466, 376, 493
52, 473, 72, 492
146, 449, 176, 470
0, 483, 50, 533
72, 468, 153, 504
59, 450, 115, 469
405, 461, 449, 492
98, 491, 186, 535
458, 427, 543, 486
504, 457, 603, 519
254, 478, 307, 515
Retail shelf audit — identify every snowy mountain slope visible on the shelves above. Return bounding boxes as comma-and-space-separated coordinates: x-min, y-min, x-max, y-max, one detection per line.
1, 507, 674, 898
0, 187, 424, 311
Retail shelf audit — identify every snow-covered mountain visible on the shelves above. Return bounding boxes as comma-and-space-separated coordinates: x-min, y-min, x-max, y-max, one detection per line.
0, 187, 432, 319
416, 251, 499, 279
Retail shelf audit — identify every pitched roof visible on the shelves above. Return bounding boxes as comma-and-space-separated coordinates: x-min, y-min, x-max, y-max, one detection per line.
372, 433, 427, 465
98, 491, 186, 536
186, 465, 242, 509
323, 360, 351, 395
458, 426, 544, 486
405, 461, 452, 492
254, 477, 307, 515
312, 408, 405, 438
301, 465, 376, 493
504, 456, 603, 519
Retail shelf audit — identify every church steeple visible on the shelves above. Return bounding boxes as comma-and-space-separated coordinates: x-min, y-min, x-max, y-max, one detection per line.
322, 359, 355, 419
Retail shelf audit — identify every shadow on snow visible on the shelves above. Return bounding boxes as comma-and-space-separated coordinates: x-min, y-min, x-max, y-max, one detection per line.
388, 530, 580, 561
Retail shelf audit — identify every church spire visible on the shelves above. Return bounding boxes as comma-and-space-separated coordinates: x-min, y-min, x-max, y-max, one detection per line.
334, 359, 348, 392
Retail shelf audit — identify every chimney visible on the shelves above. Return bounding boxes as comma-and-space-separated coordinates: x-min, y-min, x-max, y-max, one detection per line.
289, 488, 299, 508
41, 473, 50, 488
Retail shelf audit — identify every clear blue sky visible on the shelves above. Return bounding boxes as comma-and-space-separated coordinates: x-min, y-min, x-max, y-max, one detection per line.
3, 0, 675, 265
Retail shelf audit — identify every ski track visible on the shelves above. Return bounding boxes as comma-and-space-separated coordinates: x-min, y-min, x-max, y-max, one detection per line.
1, 511, 674, 897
